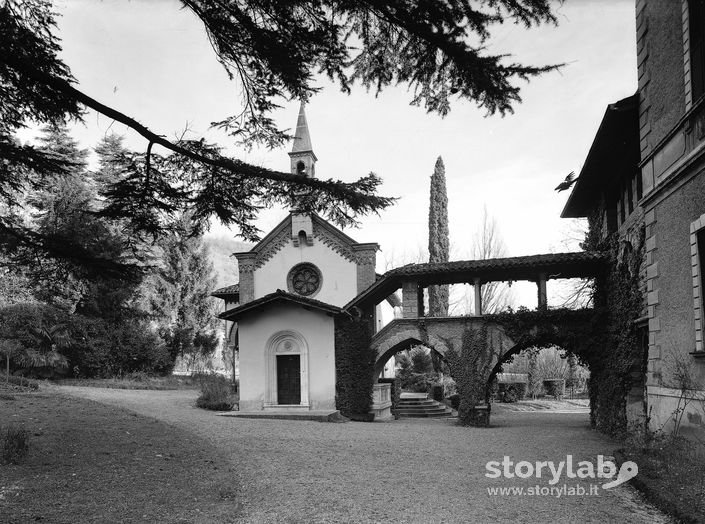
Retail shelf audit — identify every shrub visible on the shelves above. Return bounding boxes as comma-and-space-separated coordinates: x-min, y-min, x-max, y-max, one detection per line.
1, 425, 29, 464
431, 384, 444, 402
196, 373, 235, 411
447, 393, 460, 410
497, 382, 527, 403
1, 375, 40, 390
0, 303, 69, 376
403, 372, 438, 393
543, 379, 565, 399
66, 317, 172, 377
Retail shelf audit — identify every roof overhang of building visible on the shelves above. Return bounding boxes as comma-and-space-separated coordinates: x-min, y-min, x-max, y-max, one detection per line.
219, 289, 342, 322
561, 93, 640, 219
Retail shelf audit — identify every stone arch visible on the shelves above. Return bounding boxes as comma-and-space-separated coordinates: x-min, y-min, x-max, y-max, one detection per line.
483, 329, 588, 401
265, 330, 309, 406
373, 337, 451, 377
372, 324, 453, 378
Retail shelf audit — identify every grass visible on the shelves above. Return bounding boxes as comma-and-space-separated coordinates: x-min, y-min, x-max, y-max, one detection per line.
0, 392, 241, 523
196, 373, 237, 411
1, 425, 30, 464
55, 372, 207, 390
618, 434, 705, 523
1, 375, 40, 390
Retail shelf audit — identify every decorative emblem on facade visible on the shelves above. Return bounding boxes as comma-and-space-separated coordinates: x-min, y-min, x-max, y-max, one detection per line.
287, 262, 322, 296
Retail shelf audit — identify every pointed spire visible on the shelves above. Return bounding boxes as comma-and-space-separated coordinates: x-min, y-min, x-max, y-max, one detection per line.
291, 101, 315, 155
289, 100, 317, 178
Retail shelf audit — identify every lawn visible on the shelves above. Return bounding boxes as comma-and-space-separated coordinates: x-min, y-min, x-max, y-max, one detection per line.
0, 390, 241, 523
53, 374, 204, 390
618, 435, 705, 524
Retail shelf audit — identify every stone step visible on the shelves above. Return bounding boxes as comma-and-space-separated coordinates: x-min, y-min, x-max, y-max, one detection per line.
395, 398, 454, 418
396, 405, 452, 412
397, 399, 439, 406
397, 411, 453, 418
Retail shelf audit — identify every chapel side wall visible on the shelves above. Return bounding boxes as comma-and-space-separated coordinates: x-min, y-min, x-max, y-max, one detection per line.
254, 242, 357, 307
237, 304, 336, 411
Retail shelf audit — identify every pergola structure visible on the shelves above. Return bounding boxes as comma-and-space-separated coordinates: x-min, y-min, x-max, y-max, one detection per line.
346, 251, 608, 317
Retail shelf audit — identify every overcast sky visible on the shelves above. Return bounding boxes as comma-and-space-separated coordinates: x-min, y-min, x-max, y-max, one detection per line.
28, 0, 637, 304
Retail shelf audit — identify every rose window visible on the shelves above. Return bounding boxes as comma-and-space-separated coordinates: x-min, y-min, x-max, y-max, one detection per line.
288, 263, 322, 296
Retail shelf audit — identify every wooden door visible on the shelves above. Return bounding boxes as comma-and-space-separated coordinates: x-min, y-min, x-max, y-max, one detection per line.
276, 355, 301, 405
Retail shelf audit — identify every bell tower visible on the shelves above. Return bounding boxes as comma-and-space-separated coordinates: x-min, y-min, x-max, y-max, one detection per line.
288, 101, 317, 178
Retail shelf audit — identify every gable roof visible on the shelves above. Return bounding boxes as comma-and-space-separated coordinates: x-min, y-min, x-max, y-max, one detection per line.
218, 289, 343, 322
234, 212, 377, 269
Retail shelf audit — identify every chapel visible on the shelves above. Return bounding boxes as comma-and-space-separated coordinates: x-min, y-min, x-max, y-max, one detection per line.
214, 103, 382, 412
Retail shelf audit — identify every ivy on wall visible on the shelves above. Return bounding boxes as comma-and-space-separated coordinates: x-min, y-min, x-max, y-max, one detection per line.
334, 313, 377, 419
582, 211, 646, 435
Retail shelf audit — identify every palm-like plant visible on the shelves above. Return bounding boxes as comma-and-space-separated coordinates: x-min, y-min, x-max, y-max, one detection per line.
16, 324, 70, 370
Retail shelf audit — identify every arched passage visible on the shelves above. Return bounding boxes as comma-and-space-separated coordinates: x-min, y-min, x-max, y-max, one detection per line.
485, 339, 589, 403
373, 337, 450, 378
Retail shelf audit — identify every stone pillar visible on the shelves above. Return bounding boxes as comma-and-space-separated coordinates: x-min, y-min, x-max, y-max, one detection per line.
474, 278, 482, 316
402, 280, 419, 318
537, 272, 548, 311
235, 253, 256, 304
369, 383, 392, 420
353, 243, 379, 293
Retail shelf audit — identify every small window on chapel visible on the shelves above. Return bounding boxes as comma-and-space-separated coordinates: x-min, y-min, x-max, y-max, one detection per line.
298, 230, 308, 245
690, 0, 705, 102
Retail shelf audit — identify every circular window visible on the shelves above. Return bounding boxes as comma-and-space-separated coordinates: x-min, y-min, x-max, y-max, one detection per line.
287, 263, 322, 297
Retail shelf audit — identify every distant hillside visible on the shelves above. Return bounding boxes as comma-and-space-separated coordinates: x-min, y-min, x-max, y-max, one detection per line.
203, 235, 253, 288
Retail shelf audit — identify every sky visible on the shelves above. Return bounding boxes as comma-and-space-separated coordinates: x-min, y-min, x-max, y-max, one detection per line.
25, 0, 638, 306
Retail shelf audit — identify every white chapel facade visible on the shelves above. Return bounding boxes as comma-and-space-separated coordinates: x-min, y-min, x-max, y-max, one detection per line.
217, 104, 380, 412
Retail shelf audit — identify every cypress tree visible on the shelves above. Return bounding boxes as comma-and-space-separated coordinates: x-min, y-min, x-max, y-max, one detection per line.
428, 156, 449, 317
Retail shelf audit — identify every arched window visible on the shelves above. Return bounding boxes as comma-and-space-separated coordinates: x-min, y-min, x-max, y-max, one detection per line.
298, 230, 308, 245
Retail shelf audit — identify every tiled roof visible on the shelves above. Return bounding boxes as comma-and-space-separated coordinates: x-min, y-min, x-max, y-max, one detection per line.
219, 289, 342, 321
386, 251, 607, 278
346, 251, 608, 310
211, 284, 239, 298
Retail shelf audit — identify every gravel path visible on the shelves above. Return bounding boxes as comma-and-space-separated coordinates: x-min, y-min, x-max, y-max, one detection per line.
58, 386, 672, 524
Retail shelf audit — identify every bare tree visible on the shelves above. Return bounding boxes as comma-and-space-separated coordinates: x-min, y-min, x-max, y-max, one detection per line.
554, 218, 593, 309
450, 206, 514, 315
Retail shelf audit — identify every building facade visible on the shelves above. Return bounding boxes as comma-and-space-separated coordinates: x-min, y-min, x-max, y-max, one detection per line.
215, 104, 382, 413
564, 0, 705, 432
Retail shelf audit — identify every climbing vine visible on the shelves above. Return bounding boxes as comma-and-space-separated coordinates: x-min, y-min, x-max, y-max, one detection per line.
444, 324, 494, 425
334, 313, 377, 420
581, 211, 646, 436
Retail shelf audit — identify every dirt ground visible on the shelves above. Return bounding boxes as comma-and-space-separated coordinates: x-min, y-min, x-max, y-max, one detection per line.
29, 386, 673, 524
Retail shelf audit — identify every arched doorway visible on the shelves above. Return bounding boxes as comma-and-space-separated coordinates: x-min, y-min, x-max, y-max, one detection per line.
265, 331, 309, 407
